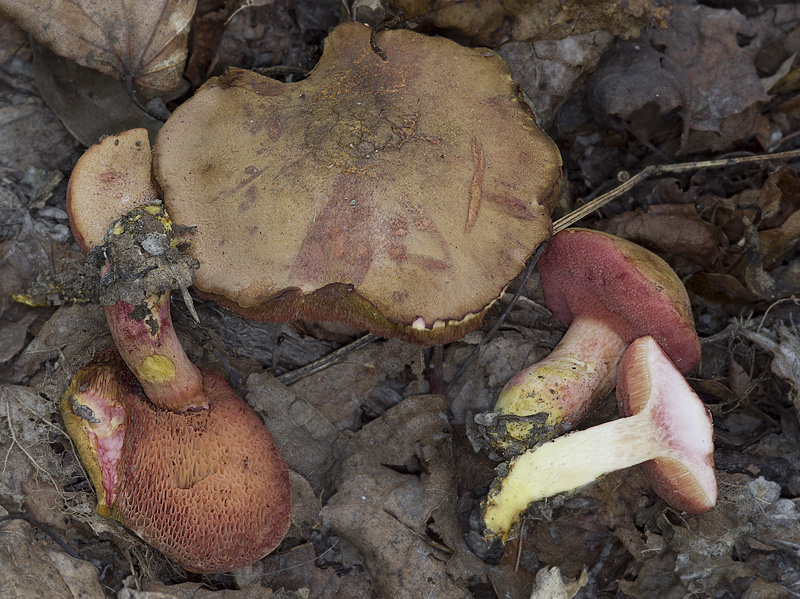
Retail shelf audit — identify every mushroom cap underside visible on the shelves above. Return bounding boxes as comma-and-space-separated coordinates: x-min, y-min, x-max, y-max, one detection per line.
538, 228, 701, 372
617, 336, 716, 514
61, 350, 292, 573
153, 22, 562, 344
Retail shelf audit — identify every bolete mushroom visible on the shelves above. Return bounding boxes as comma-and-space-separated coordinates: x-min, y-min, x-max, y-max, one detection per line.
64, 129, 291, 571
478, 228, 701, 456
482, 335, 716, 541
152, 21, 562, 345
61, 349, 291, 573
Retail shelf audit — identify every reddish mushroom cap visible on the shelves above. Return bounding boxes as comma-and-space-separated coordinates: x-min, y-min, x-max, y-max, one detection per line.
617, 336, 716, 513
538, 228, 700, 373
61, 350, 292, 573
153, 22, 562, 344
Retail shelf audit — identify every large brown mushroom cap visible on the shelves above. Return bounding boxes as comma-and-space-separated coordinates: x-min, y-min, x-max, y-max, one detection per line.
61, 350, 292, 573
154, 22, 562, 344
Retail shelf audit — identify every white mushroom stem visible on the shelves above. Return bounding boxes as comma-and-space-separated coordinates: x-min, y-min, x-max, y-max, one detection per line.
491, 316, 627, 446
483, 336, 716, 541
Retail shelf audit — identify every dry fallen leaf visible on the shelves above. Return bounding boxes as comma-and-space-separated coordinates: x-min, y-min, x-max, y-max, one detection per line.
587, 39, 689, 141
321, 394, 486, 599
385, 0, 670, 46
0, 515, 104, 599
648, 4, 771, 151
0, 0, 196, 91
739, 318, 800, 403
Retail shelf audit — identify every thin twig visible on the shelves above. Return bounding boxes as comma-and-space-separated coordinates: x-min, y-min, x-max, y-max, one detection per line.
277, 333, 379, 385
553, 149, 800, 232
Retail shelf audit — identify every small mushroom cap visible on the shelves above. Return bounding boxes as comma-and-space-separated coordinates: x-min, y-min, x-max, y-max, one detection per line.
538, 228, 701, 372
67, 128, 158, 252
153, 22, 562, 344
62, 350, 291, 573
617, 336, 716, 513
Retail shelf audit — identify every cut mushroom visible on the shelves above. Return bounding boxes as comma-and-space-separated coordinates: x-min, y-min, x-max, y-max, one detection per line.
153, 21, 562, 344
61, 349, 291, 573
478, 228, 701, 456
482, 335, 716, 541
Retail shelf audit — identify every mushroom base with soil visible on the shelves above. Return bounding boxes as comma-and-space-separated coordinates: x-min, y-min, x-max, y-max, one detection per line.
476, 316, 626, 457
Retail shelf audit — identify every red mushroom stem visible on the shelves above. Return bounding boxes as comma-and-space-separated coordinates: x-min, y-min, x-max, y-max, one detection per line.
493, 316, 626, 440
104, 292, 206, 412
482, 336, 716, 541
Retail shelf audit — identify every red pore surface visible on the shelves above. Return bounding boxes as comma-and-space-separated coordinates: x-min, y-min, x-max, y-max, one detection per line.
617, 336, 716, 514
65, 351, 291, 573
153, 22, 561, 344
538, 228, 701, 373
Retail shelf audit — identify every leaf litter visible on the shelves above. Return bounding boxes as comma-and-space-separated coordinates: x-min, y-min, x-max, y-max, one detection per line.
1, 1, 800, 598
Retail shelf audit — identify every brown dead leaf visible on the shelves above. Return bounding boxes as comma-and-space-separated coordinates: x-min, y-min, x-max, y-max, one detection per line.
594, 204, 719, 271
234, 542, 375, 599
246, 372, 339, 495
500, 31, 614, 130
587, 39, 689, 140
321, 395, 486, 599
12, 304, 111, 393
0, 0, 196, 91
0, 515, 104, 599
648, 4, 771, 151
32, 42, 164, 146
386, 0, 669, 46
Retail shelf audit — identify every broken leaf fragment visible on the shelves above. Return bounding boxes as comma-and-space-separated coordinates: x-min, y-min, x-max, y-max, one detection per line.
384, 0, 670, 46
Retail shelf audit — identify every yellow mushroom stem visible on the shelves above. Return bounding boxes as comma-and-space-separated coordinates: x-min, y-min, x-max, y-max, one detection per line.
490, 316, 626, 450
483, 335, 716, 541
483, 410, 655, 540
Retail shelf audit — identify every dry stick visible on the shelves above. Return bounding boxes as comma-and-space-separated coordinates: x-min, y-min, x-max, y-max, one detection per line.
446, 148, 800, 393
277, 333, 380, 386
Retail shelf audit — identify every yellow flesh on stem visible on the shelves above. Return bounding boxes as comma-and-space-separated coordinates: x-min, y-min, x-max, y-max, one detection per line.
491, 316, 627, 446
483, 409, 657, 540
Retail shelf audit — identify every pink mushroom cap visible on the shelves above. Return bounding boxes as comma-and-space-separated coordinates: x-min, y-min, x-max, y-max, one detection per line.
538, 228, 701, 373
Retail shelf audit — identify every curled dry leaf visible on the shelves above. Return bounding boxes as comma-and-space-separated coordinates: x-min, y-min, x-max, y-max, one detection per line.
648, 4, 771, 150
0, 0, 196, 91
739, 319, 800, 401
587, 39, 689, 140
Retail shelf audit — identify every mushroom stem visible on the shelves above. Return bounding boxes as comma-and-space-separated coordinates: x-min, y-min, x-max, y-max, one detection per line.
482, 335, 715, 541
490, 316, 626, 452
105, 291, 206, 412
483, 409, 654, 539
